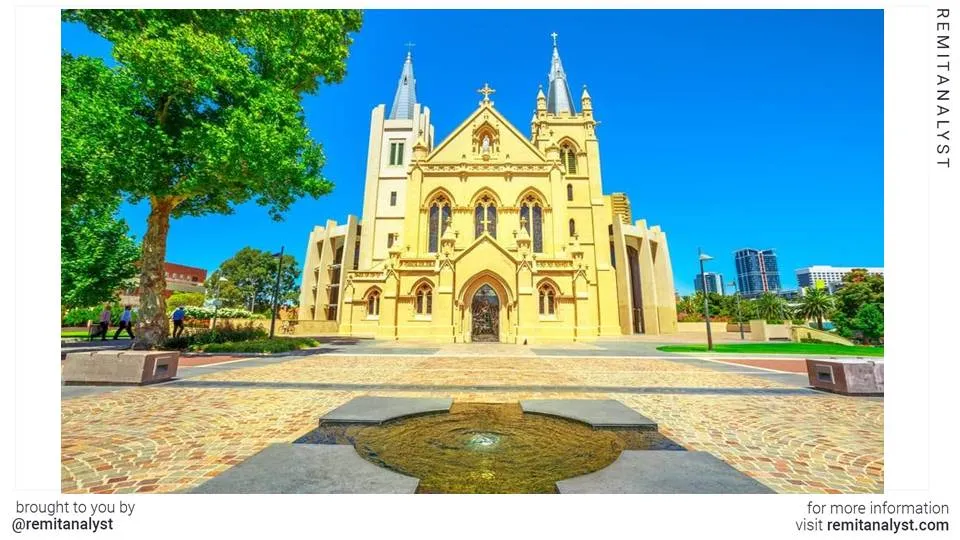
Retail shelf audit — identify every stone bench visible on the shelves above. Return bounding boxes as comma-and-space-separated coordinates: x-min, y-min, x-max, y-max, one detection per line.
806, 358, 884, 395
190, 444, 419, 494
556, 451, 775, 494
62, 350, 179, 385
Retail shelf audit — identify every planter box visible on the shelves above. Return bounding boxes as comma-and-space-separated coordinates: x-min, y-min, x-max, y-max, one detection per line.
806, 358, 884, 395
63, 351, 179, 385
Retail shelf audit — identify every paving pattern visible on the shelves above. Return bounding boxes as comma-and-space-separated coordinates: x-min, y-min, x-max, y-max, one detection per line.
61, 341, 883, 495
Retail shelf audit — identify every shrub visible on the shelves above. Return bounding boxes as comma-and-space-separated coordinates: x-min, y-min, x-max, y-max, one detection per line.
178, 305, 257, 319
166, 292, 205, 310
197, 337, 319, 354
62, 306, 138, 327
159, 321, 267, 350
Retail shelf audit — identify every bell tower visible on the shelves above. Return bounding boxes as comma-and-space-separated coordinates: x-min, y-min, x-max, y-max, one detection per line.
358, 46, 435, 269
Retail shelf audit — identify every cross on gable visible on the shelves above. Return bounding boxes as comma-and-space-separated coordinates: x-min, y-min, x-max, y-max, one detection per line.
477, 83, 496, 102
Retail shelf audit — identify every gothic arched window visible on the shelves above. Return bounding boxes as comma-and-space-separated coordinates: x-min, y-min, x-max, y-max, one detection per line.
366, 290, 380, 317
474, 194, 497, 239
567, 183, 574, 201
569, 219, 576, 237
428, 195, 451, 253
415, 284, 433, 315
538, 283, 557, 316
519, 194, 544, 253
561, 144, 577, 174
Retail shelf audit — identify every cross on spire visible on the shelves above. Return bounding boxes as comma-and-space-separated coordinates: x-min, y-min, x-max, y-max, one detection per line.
404, 41, 416, 57
551, 32, 558, 46
477, 83, 496, 103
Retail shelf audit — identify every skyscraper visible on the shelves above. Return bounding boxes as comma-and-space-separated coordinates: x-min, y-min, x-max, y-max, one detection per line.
694, 272, 725, 295
735, 249, 781, 297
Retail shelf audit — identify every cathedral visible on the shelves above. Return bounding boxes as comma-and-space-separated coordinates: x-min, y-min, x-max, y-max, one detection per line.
297, 37, 678, 343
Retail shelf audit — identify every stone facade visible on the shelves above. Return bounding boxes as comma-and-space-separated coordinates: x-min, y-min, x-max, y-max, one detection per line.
298, 40, 677, 343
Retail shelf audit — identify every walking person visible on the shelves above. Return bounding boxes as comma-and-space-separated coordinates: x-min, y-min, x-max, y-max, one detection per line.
113, 305, 135, 340
89, 304, 111, 341
171, 305, 186, 338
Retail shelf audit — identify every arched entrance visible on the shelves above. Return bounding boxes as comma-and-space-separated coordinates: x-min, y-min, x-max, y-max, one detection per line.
471, 285, 500, 342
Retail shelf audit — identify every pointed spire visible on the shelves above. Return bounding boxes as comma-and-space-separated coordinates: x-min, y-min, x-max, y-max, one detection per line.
581, 84, 592, 111
389, 49, 417, 120
546, 33, 576, 115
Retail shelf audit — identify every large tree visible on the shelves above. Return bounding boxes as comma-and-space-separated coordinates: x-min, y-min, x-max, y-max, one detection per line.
206, 247, 300, 312
62, 9, 363, 348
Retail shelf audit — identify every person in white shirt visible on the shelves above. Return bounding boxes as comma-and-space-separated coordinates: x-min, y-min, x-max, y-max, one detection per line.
113, 305, 135, 340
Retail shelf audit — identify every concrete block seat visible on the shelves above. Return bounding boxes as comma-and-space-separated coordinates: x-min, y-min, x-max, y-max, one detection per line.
806, 358, 884, 395
520, 399, 657, 430
556, 451, 775, 494
190, 444, 418, 494
62, 350, 179, 385
319, 396, 453, 425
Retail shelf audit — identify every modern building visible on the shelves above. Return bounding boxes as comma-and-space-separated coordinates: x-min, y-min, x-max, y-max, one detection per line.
119, 262, 207, 306
796, 265, 884, 290
297, 38, 678, 342
694, 272, 724, 295
735, 248, 781, 297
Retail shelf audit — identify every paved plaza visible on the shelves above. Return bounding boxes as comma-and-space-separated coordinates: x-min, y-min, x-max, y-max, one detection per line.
60, 338, 883, 495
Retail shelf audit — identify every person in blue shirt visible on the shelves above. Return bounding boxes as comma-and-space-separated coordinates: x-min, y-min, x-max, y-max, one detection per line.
113, 305, 135, 340
171, 306, 187, 338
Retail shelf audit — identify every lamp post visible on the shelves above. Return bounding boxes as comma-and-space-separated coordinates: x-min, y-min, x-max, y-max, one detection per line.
269, 246, 285, 339
211, 276, 228, 330
728, 280, 745, 340
698, 249, 714, 351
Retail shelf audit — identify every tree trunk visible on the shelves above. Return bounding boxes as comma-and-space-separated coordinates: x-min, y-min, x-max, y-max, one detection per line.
133, 197, 175, 349
817, 316, 823, 331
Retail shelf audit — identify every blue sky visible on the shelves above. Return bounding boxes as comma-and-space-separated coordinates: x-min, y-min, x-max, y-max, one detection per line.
62, 9, 883, 295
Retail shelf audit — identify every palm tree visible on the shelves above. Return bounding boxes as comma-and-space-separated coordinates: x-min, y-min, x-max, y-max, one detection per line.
756, 292, 790, 323
796, 288, 834, 330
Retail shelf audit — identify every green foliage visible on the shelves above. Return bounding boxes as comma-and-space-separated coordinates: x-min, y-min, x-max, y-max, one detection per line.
62, 306, 138, 327
207, 247, 300, 311
196, 337, 319, 353
677, 292, 759, 324
178, 306, 257, 319
831, 270, 884, 339
657, 343, 884, 357
851, 303, 884, 345
796, 288, 834, 330
166, 292, 205, 310
60, 201, 140, 310
61, 9, 362, 347
756, 292, 791, 323
61, 9, 361, 219
160, 321, 266, 349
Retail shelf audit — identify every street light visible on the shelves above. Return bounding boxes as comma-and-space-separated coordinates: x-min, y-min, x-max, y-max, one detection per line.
269, 246, 285, 339
211, 275, 228, 330
698, 248, 714, 351
727, 280, 745, 340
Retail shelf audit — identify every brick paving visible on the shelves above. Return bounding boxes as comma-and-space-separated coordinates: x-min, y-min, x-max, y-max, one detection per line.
701, 357, 810, 374
61, 349, 883, 495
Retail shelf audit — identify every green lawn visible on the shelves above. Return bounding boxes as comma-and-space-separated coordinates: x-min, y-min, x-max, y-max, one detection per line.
61, 330, 91, 338
657, 343, 884, 357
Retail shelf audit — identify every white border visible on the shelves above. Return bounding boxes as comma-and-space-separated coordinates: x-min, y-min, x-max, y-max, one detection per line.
6, 2, 958, 539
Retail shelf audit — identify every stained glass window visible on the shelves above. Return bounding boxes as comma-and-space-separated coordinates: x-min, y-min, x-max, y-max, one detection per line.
475, 205, 484, 238
428, 204, 439, 253
532, 204, 543, 253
